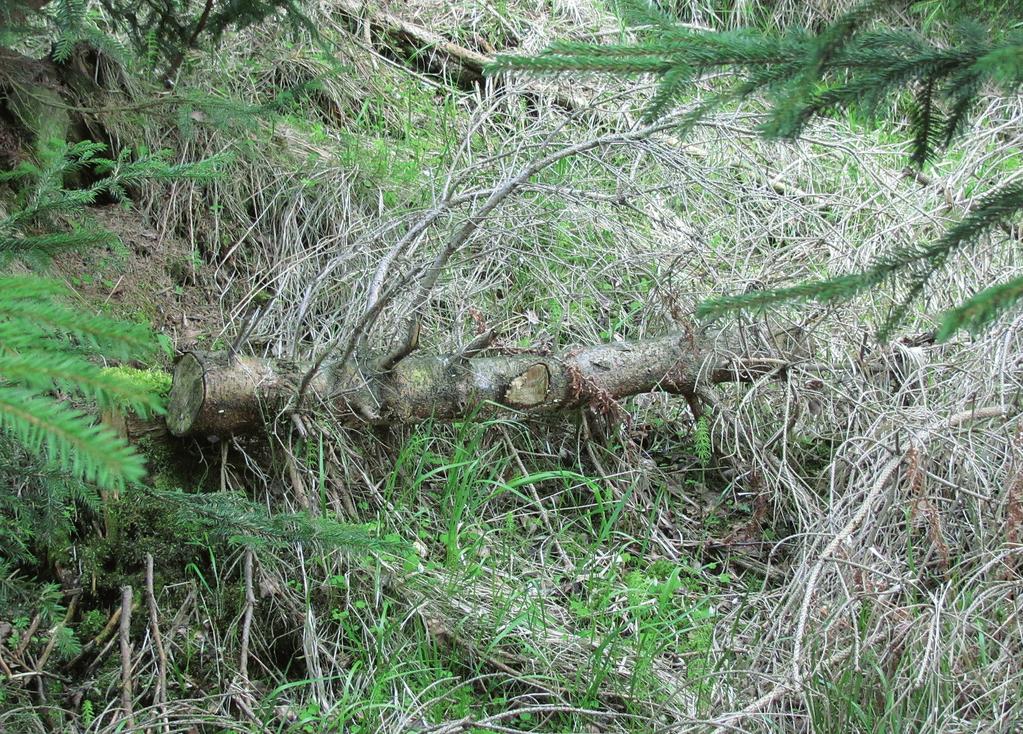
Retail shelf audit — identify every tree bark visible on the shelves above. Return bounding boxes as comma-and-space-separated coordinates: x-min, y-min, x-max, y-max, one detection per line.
167, 334, 769, 437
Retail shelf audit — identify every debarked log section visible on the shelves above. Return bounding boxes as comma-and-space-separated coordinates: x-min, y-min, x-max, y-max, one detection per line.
167, 335, 772, 437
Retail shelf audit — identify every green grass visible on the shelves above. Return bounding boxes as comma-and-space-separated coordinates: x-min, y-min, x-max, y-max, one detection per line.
279, 415, 747, 731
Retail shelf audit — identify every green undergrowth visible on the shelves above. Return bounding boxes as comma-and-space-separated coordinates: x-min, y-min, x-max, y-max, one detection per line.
274, 419, 753, 728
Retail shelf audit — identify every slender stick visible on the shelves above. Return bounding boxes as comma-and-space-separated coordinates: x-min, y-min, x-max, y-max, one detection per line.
145, 554, 170, 734
34, 592, 80, 674
119, 586, 134, 727
239, 549, 255, 681
500, 428, 573, 571
13, 613, 41, 660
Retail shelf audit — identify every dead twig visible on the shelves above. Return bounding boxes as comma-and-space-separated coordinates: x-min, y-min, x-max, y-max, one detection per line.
119, 586, 134, 727
145, 554, 170, 734
33, 591, 80, 675
239, 549, 256, 681
376, 116, 685, 373
500, 427, 573, 571
13, 613, 41, 661
791, 403, 1014, 683
710, 624, 900, 734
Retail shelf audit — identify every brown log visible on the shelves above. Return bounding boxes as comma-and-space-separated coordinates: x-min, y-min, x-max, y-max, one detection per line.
167, 334, 757, 438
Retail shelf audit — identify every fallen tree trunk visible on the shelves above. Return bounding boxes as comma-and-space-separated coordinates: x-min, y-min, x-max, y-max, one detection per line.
167, 334, 777, 437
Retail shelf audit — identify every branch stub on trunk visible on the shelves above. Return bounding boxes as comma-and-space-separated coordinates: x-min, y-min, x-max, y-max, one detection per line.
504, 363, 550, 407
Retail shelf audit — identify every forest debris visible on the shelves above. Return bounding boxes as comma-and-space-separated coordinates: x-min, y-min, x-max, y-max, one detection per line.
145, 554, 170, 734
119, 586, 134, 727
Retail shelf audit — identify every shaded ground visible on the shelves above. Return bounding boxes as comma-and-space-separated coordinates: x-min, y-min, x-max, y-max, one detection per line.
53, 205, 224, 352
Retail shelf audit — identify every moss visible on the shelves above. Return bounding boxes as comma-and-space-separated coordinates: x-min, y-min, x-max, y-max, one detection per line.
77, 492, 188, 590
401, 363, 436, 393
102, 365, 173, 399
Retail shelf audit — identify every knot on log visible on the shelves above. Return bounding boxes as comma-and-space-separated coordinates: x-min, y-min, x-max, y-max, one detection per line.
504, 364, 550, 407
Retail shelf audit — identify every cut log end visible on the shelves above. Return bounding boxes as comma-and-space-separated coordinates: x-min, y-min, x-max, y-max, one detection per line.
166, 352, 297, 438
166, 353, 205, 436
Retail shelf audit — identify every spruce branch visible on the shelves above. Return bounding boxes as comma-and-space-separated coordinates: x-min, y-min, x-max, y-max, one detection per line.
0, 293, 156, 357
0, 388, 147, 489
145, 486, 403, 557
0, 352, 165, 418
938, 275, 1023, 339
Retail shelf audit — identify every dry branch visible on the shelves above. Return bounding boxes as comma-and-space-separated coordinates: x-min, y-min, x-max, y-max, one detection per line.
166, 335, 781, 437
334, 0, 490, 86
239, 549, 255, 681
370, 116, 683, 375
33, 592, 79, 677
144, 554, 169, 734
119, 586, 134, 727
790, 402, 1014, 682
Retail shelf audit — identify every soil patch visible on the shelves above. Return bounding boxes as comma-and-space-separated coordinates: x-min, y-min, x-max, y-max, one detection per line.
52, 204, 224, 354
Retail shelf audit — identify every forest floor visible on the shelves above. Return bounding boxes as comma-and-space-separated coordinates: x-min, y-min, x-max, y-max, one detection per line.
53, 206, 224, 347
3, 1, 1023, 732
